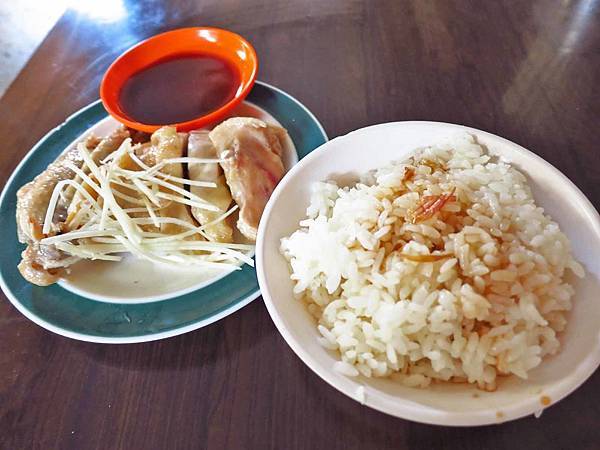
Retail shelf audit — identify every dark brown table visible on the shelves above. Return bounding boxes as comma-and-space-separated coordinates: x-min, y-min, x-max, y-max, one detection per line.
1, 1, 599, 448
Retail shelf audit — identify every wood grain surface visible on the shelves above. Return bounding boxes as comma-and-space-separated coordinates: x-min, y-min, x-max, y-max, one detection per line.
1, 1, 599, 449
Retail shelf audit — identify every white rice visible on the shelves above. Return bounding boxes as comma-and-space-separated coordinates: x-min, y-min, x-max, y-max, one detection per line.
280, 133, 584, 391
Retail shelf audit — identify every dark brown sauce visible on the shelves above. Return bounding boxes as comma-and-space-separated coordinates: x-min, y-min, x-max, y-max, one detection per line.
119, 54, 240, 125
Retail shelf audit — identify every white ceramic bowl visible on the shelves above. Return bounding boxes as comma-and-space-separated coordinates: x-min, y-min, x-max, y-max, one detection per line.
256, 121, 600, 426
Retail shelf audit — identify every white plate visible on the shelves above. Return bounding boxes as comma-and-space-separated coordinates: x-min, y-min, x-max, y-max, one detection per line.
256, 121, 600, 426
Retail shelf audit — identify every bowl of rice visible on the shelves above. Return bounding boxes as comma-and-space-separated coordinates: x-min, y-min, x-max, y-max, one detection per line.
256, 122, 600, 426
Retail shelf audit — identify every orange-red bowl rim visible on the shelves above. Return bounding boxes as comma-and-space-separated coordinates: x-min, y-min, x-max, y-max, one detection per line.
99, 27, 258, 132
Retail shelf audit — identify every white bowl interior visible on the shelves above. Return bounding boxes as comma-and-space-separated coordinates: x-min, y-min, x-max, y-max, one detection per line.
257, 122, 600, 425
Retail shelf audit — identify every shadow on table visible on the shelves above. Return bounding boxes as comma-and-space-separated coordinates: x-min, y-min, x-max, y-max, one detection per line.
67, 299, 275, 371
404, 369, 600, 450
308, 372, 600, 450
293, 358, 600, 449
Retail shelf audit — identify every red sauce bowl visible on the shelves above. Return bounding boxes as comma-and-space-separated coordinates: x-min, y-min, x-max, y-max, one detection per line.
100, 27, 258, 132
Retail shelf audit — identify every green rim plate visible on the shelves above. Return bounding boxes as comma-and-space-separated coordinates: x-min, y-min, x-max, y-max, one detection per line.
0, 81, 327, 343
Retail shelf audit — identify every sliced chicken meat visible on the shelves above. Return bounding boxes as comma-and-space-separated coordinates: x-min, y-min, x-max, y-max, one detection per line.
209, 117, 287, 241
16, 127, 130, 285
187, 130, 233, 242
136, 126, 197, 235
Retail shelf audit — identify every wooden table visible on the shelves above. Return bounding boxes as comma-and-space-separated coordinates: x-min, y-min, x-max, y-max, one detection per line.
1, 1, 598, 448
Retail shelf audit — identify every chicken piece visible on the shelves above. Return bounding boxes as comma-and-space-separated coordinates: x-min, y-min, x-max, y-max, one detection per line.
66, 131, 136, 219
17, 246, 80, 287
16, 127, 130, 285
126, 127, 151, 144
137, 126, 196, 235
209, 117, 287, 241
187, 131, 233, 242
